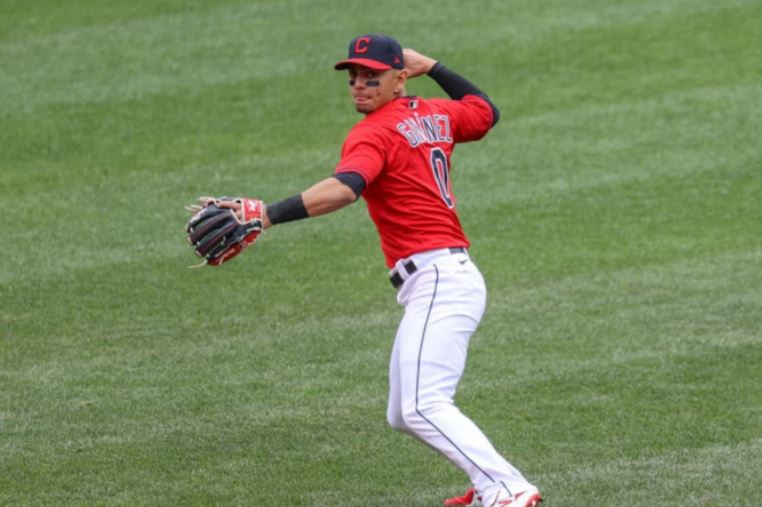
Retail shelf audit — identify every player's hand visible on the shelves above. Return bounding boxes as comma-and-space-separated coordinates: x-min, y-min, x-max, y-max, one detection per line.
403, 49, 437, 78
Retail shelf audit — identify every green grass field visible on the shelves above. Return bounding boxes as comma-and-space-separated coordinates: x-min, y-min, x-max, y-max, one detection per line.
2, 1, 761, 505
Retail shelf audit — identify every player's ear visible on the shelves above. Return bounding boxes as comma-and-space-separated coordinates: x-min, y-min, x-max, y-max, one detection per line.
394, 69, 409, 94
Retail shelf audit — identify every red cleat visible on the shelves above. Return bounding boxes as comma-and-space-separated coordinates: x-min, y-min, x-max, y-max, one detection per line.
444, 487, 482, 506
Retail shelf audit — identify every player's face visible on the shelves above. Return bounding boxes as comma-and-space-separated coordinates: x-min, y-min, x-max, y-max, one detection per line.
347, 65, 406, 114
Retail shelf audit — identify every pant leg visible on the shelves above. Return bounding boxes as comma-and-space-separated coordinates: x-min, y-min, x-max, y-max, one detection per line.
388, 256, 532, 495
387, 322, 415, 436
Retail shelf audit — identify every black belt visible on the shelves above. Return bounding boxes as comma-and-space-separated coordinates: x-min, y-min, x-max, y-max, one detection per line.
390, 247, 467, 289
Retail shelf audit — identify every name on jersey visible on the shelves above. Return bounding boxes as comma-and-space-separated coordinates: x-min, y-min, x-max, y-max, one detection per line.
396, 113, 452, 148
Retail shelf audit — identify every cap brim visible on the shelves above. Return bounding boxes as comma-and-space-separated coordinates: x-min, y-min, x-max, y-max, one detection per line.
334, 58, 392, 71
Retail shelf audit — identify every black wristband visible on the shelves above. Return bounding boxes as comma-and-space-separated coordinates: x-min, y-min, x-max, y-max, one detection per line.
266, 194, 309, 225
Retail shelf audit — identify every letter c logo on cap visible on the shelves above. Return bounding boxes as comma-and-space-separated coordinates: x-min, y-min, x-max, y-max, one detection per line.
355, 37, 371, 54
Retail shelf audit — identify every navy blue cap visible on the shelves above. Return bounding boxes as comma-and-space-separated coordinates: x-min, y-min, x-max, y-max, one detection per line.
334, 34, 404, 71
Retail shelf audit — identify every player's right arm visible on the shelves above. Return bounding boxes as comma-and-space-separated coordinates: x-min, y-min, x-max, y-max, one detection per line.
427, 63, 500, 126
403, 48, 500, 128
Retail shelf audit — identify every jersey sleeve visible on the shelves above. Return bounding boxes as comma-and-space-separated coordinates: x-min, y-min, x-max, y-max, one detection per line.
335, 124, 386, 185
442, 95, 496, 143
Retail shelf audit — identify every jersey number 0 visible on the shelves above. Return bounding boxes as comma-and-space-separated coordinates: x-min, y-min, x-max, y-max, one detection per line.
430, 147, 454, 208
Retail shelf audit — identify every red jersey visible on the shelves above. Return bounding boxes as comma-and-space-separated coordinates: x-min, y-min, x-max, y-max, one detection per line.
335, 94, 495, 267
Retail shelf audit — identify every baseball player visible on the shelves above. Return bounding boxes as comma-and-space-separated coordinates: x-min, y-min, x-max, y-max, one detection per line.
201, 34, 541, 507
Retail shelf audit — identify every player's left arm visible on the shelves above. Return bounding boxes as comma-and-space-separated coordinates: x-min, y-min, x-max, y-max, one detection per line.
289, 176, 360, 223
212, 122, 380, 228
185, 177, 359, 266
214, 175, 360, 229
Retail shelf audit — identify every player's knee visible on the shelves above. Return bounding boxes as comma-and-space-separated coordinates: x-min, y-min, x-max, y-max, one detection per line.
400, 400, 449, 434
400, 405, 428, 433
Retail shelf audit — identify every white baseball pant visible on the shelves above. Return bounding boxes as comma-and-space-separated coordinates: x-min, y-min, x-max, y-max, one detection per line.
386, 248, 533, 497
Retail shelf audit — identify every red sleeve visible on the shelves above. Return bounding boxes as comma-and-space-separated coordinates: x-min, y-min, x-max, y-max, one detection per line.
335, 124, 386, 185
442, 95, 495, 143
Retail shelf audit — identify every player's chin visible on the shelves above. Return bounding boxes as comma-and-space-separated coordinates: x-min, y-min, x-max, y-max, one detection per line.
353, 98, 375, 114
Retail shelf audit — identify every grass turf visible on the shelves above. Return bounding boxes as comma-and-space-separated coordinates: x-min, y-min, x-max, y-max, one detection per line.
1, 0, 760, 505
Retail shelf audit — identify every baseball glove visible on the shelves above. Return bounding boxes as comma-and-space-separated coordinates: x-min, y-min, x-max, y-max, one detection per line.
185, 196, 264, 267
